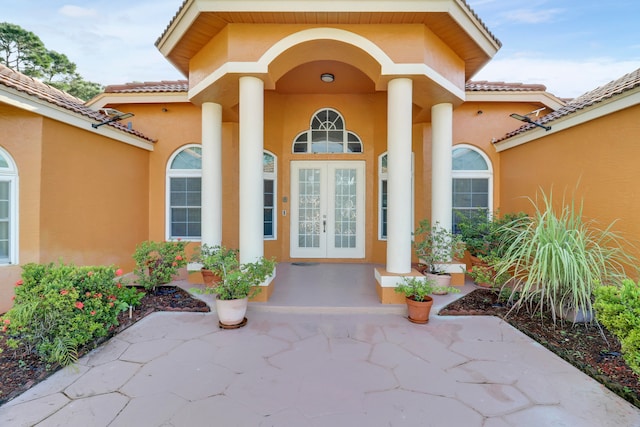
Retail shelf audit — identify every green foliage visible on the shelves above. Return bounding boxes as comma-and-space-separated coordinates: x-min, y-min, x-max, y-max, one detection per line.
456, 209, 529, 259
394, 276, 458, 301
413, 219, 465, 274
133, 240, 187, 291
466, 255, 511, 289
0, 22, 103, 100
0, 263, 139, 366
494, 189, 634, 324
193, 246, 275, 300
191, 244, 239, 273
594, 280, 640, 375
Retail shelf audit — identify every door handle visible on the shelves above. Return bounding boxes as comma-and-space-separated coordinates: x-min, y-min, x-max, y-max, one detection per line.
323, 219, 326, 233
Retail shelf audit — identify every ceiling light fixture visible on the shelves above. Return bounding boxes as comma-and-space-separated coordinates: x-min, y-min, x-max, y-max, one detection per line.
320, 73, 334, 83
92, 110, 135, 129
509, 113, 551, 131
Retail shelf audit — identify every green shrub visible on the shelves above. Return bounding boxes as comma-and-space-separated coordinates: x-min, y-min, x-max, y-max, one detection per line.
594, 280, 640, 375
133, 240, 187, 290
0, 263, 141, 366
494, 189, 633, 324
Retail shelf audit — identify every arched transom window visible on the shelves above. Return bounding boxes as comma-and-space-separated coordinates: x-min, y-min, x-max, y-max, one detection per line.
452, 145, 493, 232
292, 108, 363, 153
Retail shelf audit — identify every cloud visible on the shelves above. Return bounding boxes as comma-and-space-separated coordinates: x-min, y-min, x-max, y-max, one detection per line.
473, 56, 640, 98
501, 8, 564, 24
58, 5, 98, 18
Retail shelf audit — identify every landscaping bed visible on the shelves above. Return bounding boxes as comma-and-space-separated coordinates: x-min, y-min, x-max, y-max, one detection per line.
439, 288, 640, 408
0, 286, 209, 406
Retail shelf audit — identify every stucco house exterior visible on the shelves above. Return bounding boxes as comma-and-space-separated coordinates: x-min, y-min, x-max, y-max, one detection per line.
0, 0, 638, 312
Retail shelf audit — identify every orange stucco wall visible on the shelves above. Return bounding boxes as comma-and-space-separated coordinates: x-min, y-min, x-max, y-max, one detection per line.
0, 107, 44, 313
499, 105, 640, 266
190, 24, 465, 91
38, 119, 149, 267
0, 109, 151, 313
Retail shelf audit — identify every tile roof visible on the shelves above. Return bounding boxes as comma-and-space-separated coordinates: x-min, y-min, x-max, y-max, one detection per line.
0, 64, 154, 142
497, 67, 640, 142
104, 80, 189, 93
465, 81, 547, 92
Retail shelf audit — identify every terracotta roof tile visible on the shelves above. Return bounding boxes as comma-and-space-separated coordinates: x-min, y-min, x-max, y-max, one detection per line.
0, 64, 154, 142
465, 80, 547, 92
496, 67, 640, 142
104, 80, 189, 93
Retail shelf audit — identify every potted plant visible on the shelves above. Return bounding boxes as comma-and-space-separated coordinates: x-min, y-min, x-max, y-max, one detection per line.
194, 246, 275, 327
493, 189, 634, 324
191, 244, 239, 287
413, 219, 466, 287
132, 240, 187, 292
394, 276, 458, 323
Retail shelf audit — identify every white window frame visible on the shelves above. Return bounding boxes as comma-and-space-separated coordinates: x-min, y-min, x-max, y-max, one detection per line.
0, 147, 18, 265
166, 144, 202, 241
292, 108, 363, 154
452, 144, 493, 230
263, 150, 277, 240
378, 151, 414, 240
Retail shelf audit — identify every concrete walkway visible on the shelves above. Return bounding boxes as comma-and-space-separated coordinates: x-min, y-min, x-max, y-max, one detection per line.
1, 306, 639, 426
2, 264, 640, 426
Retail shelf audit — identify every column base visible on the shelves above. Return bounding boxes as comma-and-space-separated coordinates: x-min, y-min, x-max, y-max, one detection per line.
374, 265, 465, 304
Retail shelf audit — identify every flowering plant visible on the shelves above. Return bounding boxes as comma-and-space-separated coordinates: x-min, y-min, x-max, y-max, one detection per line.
133, 240, 187, 291
0, 263, 142, 366
413, 219, 466, 274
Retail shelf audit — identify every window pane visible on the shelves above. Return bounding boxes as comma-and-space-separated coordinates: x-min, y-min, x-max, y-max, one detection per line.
171, 147, 202, 169
263, 153, 275, 174
170, 177, 202, 239
0, 155, 8, 169
452, 147, 488, 171
381, 179, 388, 239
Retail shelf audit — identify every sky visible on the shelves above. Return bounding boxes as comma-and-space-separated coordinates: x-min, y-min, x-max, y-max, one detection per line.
2, 0, 640, 99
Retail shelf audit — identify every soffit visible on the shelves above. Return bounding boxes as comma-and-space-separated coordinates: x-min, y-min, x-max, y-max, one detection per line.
157, 2, 500, 81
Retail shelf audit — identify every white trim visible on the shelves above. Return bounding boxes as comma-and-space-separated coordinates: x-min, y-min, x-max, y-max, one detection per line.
465, 91, 565, 111
0, 148, 19, 265
189, 27, 465, 102
88, 92, 189, 109
378, 151, 414, 240
452, 144, 493, 227
263, 150, 277, 240
165, 144, 203, 241
495, 89, 640, 152
0, 89, 154, 151
158, 0, 500, 60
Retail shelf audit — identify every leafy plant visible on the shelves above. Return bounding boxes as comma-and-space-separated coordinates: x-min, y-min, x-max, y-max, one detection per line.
193, 246, 276, 300
456, 209, 528, 259
0, 263, 138, 366
191, 244, 239, 273
413, 220, 466, 274
493, 189, 634, 324
133, 240, 187, 291
394, 276, 459, 301
594, 280, 640, 375
466, 255, 511, 288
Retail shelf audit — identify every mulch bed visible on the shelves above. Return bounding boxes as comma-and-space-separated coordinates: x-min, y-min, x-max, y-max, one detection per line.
0, 286, 209, 406
439, 288, 640, 408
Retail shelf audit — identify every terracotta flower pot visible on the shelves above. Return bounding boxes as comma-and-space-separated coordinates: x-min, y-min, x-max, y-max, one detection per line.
405, 296, 434, 324
201, 268, 221, 287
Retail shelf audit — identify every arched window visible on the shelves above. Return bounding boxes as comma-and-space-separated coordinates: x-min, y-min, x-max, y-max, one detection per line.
166, 145, 202, 240
292, 108, 363, 153
0, 148, 18, 264
263, 151, 277, 239
452, 145, 493, 232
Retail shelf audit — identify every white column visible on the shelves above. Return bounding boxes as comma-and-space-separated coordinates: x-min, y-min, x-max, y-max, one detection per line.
386, 78, 413, 274
239, 76, 264, 264
201, 102, 223, 247
431, 103, 453, 232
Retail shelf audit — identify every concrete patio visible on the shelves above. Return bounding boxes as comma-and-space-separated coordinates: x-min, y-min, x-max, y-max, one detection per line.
1, 263, 639, 426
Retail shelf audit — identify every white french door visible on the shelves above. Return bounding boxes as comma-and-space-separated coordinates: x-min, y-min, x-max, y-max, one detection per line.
290, 161, 365, 258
